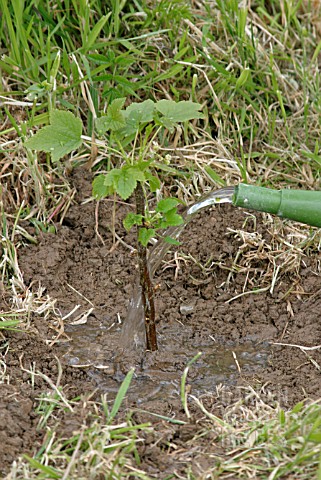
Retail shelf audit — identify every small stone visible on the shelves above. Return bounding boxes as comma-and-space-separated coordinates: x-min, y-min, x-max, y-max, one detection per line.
179, 304, 195, 315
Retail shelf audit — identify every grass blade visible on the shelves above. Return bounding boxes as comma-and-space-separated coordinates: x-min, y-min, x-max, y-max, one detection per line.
180, 352, 202, 418
107, 367, 135, 423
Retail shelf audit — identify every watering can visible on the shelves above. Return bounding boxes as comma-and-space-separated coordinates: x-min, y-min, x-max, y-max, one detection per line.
232, 184, 321, 228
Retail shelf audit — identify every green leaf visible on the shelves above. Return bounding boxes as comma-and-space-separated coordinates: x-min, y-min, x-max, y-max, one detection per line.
154, 63, 185, 82
156, 198, 180, 213
107, 97, 126, 126
100, 166, 145, 200
87, 53, 112, 64
291, 402, 304, 414
116, 171, 136, 200
155, 100, 204, 123
124, 99, 155, 124
164, 236, 180, 245
0, 319, 20, 330
92, 174, 112, 199
126, 166, 145, 182
108, 368, 135, 423
123, 213, 143, 231
153, 162, 185, 174
155, 114, 175, 133
204, 165, 225, 186
136, 160, 152, 170
308, 432, 321, 443
138, 228, 156, 247
25, 109, 82, 162
23, 456, 61, 478
301, 150, 321, 168
235, 67, 251, 89
117, 100, 156, 138
114, 166, 145, 200
86, 14, 111, 50
279, 409, 286, 426
145, 172, 161, 192
104, 168, 122, 187
96, 97, 126, 134
164, 210, 184, 226
137, 409, 187, 425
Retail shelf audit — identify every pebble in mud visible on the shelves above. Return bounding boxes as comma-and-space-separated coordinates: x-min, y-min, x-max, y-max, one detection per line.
179, 304, 195, 315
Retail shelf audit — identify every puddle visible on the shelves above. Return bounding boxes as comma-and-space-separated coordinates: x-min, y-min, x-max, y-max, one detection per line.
55, 186, 269, 404
61, 319, 269, 404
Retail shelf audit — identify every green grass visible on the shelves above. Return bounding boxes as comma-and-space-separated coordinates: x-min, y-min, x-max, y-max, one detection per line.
12, 368, 153, 480
7, 365, 321, 479
192, 391, 321, 479
1, 0, 321, 478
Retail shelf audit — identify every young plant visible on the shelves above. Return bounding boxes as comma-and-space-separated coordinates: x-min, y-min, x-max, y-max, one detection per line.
24, 98, 204, 351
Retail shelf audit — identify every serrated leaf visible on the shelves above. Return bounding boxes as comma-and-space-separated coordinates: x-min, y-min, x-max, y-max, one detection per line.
125, 99, 155, 123
126, 166, 145, 182
138, 228, 156, 247
108, 97, 126, 117
137, 160, 153, 171
96, 97, 126, 134
100, 166, 145, 200
115, 169, 137, 200
103, 168, 122, 187
92, 174, 113, 199
164, 210, 184, 226
117, 100, 156, 138
114, 166, 145, 200
156, 198, 180, 213
123, 213, 143, 231
155, 100, 204, 123
95, 113, 123, 134
155, 114, 175, 133
25, 109, 82, 162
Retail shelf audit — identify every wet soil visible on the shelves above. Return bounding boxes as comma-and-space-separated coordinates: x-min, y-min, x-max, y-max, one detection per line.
1, 167, 321, 476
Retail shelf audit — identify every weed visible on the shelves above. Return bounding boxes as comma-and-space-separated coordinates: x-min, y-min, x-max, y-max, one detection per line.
24, 98, 204, 350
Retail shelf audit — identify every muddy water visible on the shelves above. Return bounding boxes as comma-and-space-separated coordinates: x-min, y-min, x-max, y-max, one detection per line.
61, 187, 269, 403
63, 319, 269, 403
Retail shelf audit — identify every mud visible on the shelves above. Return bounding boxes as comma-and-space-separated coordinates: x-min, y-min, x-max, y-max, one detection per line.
2, 166, 321, 475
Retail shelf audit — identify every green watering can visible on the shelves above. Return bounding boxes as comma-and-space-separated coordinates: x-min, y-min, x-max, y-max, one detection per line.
232, 184, 321, 228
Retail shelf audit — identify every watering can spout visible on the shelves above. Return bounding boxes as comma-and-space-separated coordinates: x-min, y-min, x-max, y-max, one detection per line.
232, 184, 321, 228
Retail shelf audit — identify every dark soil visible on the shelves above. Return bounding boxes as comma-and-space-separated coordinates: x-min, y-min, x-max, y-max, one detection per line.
1, 167, 321, 477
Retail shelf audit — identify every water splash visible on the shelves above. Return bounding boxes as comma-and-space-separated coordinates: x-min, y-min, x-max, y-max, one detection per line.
186, 186, 235, 216
121, 187, 235, 348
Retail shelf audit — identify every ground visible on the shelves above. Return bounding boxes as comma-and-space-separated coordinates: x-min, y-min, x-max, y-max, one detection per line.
1, 167, 321, 477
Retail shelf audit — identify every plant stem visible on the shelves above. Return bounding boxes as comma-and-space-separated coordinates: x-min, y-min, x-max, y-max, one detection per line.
135, 183, 158, 351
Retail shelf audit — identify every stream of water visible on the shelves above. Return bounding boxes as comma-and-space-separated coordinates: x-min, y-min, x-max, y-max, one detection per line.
62, 186, 269, 403
121, 186, 235, 348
